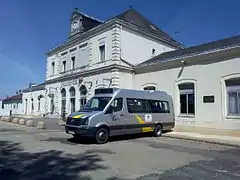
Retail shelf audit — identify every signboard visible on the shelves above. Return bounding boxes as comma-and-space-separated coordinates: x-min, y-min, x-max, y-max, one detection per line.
61, 79, 79, 87
145, 114, 152, 122
203, 96, 215, 103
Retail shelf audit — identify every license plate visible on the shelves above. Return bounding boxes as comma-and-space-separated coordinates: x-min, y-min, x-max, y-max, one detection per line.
68, 131, 75, 135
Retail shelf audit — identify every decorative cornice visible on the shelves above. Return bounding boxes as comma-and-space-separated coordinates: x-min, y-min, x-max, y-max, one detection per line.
45, 64, 133, 85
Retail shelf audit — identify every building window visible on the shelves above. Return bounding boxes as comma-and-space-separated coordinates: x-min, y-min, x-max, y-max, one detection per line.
62, 61, 66, 72
69, 87, 76, 113
2, 103, 4, 109
80, 85, 87, 109
38, 97, 40, 111
143, 86, 156, 91
99, 45, 105, 61
51, 62, 55, 75
61, 88, 66, 119
178, 83, 195, 115
226, 78, 240, 116
31, 98, 34, 112
152, 48, 155, 56
71, 56, 75, 69
50, 96, 54, 114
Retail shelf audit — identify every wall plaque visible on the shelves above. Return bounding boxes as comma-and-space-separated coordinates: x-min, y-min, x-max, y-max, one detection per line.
203, 96, 214, 103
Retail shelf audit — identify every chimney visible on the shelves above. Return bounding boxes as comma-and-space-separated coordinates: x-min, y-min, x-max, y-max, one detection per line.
16, 91, 18, 95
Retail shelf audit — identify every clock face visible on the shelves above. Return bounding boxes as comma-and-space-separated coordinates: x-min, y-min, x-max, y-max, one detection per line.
72, 22, 78, 30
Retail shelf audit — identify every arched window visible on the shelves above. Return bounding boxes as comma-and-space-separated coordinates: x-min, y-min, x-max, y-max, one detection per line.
143, 86, 156, 91
61, 88, 66, 118
80, 85, 87, 108
178, 83, 195, 115
69, 87, 76, 113
61, 88, 66, 99
225, 78, 240, 116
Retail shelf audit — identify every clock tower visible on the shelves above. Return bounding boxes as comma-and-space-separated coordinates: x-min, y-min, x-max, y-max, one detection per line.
69, 8, 103, 40
69, 9, 84, 39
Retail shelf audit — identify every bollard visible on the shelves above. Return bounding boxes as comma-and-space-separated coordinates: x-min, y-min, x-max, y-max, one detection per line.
37, 121, 45, 129
26, 120, 34, 127
12, 118, 19, 124
58, 119, 66, 126
5, 117, 11, 122
19, 119, 25, 125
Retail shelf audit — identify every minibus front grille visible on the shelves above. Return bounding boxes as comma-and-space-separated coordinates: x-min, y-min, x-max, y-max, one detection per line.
66, 126, 78, 131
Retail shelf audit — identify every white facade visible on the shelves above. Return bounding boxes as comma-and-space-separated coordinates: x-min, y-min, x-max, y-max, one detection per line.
22, 90, 45, 116
0, 96, 23, 116
121, 28, 176, 65
43, 9, 182, 119
134, 47, 240, 130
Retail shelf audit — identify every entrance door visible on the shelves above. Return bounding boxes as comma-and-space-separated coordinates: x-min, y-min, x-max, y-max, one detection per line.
70, 98, 75, 113
61, 100, 66, 119
25, 99, 28, 114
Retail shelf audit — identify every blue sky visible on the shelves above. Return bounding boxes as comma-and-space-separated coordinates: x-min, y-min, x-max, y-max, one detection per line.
0, 0, 239, 98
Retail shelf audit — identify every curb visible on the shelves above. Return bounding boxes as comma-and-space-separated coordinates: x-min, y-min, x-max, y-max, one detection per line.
162, 133, 240, 148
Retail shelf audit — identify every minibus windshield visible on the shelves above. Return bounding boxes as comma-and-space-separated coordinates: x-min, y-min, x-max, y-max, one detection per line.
80, 96, 112, 112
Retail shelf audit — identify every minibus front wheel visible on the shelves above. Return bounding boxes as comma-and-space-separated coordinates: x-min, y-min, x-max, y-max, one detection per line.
154, 124, 163, 137
95, 127, 109, 144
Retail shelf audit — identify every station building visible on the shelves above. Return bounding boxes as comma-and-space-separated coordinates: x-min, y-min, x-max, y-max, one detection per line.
1, 8, 239, 130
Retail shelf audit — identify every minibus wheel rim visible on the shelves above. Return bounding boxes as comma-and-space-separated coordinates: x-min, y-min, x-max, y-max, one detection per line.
155, 125, 163, 136
96, 128, 108, 143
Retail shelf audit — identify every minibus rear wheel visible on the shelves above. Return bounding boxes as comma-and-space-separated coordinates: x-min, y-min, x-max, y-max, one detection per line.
95, 127, 109, 144
154, 124, 163, 137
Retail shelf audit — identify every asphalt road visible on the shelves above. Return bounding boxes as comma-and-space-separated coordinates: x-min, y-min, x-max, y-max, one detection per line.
0, 121, 240, 180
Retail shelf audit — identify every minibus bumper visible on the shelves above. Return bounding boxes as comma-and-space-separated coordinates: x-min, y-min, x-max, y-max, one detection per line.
65, 125, 97, 137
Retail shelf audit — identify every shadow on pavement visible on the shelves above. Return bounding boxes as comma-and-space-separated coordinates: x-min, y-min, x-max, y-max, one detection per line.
0, 128, 24, 133
135, 148, 240, 180
0, 140, 107, 180
106, 148, 240, 180
41, 133, 154, 145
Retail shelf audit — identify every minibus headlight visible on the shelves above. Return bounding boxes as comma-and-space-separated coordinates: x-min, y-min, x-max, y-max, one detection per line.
82, 117, 89, 125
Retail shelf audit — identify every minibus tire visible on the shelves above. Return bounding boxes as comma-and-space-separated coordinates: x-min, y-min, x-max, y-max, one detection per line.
95, 127, 109, 144
154, 124, 163, 137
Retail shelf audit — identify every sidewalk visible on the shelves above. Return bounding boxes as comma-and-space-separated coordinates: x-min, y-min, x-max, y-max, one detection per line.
163, 125, 240, 147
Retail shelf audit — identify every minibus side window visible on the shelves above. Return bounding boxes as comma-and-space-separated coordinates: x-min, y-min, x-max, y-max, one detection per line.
112, 98, 123, 112
106, 98, 123, 113
126, 98, 149, 113
162, 101, 170, 113
148, 100, 170, 113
